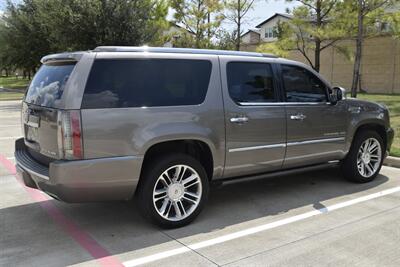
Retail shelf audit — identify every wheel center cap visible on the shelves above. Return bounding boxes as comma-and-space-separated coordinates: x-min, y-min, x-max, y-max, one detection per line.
168, 183, 184, 201
362, 153, 371, 164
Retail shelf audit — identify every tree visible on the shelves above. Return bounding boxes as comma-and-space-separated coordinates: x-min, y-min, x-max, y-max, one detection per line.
171, 0, 223, 48
214, 29, 237, 50
224, 0, 256, 51
258, 0, 349, 72
0, 0, 168, 76
346, 0, 393, 97
385, 10, 400, 38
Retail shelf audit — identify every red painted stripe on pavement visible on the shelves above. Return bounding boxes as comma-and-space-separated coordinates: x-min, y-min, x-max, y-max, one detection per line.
0, 154, 124, 267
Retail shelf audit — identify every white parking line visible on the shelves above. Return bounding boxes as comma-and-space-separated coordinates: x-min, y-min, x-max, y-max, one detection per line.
0, 136, 21, 140
0, 125, 20, 127
123, 186, 400, 267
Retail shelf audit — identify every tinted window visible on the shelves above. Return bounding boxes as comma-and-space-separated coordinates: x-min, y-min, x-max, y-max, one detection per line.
25, 63, 76, 107
227, 62, 276, 103
82, 59, 212, 108
281, 65, 328, 103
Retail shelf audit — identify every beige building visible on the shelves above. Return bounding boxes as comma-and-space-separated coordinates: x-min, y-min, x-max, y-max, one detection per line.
241, 13, 400, 94
163, 23, 194, 48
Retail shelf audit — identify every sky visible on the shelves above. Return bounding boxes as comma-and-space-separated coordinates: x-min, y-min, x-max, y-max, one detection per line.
0, 0, 298, 32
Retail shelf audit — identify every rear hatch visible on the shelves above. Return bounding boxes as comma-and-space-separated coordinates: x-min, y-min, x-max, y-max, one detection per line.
22, 62, 77, 165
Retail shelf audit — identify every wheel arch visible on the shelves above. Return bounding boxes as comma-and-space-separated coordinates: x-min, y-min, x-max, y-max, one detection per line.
350, 122, 387, 152
137, 139, 215, 193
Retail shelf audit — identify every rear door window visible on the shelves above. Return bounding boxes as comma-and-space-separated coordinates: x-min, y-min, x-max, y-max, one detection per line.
25, 62, 76, 107
81, 59, 212, 108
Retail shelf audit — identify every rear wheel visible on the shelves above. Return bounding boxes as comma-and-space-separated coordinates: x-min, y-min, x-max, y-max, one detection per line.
137, 154, 209, 228
342, 130, 384, 183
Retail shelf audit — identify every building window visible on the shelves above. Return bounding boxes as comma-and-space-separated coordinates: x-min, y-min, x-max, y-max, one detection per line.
265, 27, 276, 39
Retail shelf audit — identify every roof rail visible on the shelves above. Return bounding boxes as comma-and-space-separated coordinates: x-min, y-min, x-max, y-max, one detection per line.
93, 46, 277, 58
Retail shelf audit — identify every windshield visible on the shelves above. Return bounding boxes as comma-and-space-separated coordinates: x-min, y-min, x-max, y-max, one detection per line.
25, 62, 76, 107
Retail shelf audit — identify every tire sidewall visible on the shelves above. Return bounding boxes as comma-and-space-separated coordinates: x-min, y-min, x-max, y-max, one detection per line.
138, 154, 209, 228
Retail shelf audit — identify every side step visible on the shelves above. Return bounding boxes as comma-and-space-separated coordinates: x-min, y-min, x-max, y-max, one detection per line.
212, 161, 340, 187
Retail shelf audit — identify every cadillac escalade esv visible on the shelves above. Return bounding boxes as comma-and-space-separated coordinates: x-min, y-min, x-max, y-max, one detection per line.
15, 47, 394, 228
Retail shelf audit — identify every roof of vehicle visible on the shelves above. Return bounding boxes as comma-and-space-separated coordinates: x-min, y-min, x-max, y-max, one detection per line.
41, 46, 279, 63
93, 46, 278, 58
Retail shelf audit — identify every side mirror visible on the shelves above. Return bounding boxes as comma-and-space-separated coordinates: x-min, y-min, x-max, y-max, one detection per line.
330, 87, 346, 104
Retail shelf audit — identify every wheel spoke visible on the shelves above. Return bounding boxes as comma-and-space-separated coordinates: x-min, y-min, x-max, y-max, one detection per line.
363, 139, 371, 152
154, 189, 167, 201
183, 196, 197, 204
368, 142, 378, 153
182, 174, 199, 188
359, 162, 365, 176
159, 199, 170, 215
365, 163, 373, 176
173, 201, 182, 218
184, 191, 199, 200
161, 173, 172, 186
177, 200, 186, 216
370, 154, 380, 161
175, 165, 187, 182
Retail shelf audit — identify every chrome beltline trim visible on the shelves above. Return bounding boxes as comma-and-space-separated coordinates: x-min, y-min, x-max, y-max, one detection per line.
287, 137, 345, 146
229, 137, 345, 152
239, 102, 330, 106
229, 143, 286, 153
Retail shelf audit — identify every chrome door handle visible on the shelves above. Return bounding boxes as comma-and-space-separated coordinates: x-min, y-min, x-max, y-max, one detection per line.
230, 116, 249, 123
290, 114, 306, 121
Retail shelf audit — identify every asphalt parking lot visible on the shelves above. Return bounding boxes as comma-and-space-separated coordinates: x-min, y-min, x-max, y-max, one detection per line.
1, 100, 400, 267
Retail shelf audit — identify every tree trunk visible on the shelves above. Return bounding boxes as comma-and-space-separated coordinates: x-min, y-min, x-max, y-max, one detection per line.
236, 0, 241, 51
314, 0, 321, 72
207, 12, 211, 48
314, 39, 321, 72
351, 0, 364, 98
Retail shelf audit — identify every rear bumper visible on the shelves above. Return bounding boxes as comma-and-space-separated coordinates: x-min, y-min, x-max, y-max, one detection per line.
15, 138, 143, 202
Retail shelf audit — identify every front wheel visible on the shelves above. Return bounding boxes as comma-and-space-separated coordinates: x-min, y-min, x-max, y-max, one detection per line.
137, 154, 209, 228
342, 130, 384, 183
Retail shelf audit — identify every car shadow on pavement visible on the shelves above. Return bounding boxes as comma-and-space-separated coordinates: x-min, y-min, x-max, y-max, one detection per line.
0, 167, 390, 266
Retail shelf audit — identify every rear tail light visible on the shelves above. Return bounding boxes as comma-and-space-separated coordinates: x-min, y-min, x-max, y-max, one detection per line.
57, 110, 83, 160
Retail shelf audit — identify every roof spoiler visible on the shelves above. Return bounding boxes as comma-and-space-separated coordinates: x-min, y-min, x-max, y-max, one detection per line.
41, 52, 86, 64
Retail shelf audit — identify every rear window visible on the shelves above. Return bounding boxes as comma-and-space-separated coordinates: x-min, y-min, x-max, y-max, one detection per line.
25, 62, 76, 107
81, 59, 212, 109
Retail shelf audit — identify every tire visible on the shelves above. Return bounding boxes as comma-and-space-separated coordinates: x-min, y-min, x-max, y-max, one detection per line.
342, 130, 384, 183
137, 153, 209, 228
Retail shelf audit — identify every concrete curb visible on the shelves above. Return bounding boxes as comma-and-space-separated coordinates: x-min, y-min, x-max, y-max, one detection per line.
384, 156, 400, 168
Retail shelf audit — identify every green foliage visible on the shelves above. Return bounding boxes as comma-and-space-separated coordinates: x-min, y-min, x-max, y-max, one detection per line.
171, 0, 224, 48
0, 0, 168, 74
0, 76, 30, 89
258, 1, 351, 72
385, 11, 400, 38
224, 0, 256, 50
214, 29, 237, 50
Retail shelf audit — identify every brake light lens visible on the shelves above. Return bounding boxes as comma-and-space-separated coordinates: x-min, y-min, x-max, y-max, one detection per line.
57, 110, 83, 160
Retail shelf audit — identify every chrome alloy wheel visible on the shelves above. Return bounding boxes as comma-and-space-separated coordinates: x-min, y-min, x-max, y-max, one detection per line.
357, 138, 382, 178
153, 165, 202, 221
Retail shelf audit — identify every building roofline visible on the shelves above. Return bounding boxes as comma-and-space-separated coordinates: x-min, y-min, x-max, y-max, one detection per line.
241, 29, 260, 37
255, 13, 292, 28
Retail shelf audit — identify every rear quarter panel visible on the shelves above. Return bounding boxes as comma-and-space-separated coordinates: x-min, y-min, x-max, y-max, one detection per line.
80, 53, 225, 179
